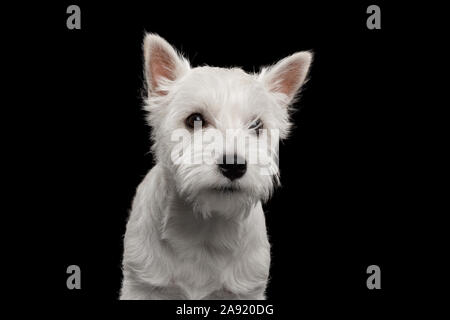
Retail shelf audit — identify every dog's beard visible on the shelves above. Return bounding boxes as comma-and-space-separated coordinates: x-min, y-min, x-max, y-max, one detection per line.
170, 165, 277, 219
190, 189, 257, 219
169, 161, 276, 219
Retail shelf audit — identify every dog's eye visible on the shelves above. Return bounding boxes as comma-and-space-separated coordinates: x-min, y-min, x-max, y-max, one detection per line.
185, 113, 206, 129
249, 119, 263, 131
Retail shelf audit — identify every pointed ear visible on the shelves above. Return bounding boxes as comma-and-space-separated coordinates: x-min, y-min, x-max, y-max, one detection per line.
260, 51, 313, 104
143, 33, 190, 95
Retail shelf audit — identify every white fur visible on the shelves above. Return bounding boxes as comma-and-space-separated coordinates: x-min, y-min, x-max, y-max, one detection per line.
120, 34, 312, 300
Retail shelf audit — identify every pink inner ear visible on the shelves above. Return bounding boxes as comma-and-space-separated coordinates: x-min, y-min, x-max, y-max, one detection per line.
150, 45, 176, 92
277, 61, 303, 97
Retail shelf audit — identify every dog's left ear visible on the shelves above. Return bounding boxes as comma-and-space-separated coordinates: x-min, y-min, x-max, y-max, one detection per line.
260, 51, 313, 105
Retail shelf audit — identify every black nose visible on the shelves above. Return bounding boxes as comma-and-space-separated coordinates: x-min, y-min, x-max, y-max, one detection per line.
218, 154, 247, 180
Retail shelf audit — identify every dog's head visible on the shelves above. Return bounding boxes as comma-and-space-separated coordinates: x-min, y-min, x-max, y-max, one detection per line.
143, 34, 312, 218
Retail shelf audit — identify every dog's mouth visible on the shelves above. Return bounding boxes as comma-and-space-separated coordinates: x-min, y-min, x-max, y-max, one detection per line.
211, 185, 241, 193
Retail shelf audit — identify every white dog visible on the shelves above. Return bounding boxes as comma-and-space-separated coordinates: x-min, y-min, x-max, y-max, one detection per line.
120, 34, 312, 300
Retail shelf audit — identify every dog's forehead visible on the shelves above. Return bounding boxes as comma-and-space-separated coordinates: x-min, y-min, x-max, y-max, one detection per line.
189, 66, 254, 82
175, 66, 271, 114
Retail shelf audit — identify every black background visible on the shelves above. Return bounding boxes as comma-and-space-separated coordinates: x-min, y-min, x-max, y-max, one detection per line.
10, 0, 437, 316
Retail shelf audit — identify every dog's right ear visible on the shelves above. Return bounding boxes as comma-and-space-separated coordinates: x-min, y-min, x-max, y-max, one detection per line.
143, 34, 190, 95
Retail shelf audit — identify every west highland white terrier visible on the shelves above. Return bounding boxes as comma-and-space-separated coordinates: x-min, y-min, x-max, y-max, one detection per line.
120, 34, 312, 300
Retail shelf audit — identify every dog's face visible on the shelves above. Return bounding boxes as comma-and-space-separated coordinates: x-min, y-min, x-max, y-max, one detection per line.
143, 34, 312, 218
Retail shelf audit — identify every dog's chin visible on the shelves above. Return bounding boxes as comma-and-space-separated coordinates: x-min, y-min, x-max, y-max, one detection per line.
189, 186, 258, 219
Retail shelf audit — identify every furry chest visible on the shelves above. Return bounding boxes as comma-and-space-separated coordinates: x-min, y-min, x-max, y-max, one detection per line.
170, 247, 269, 299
